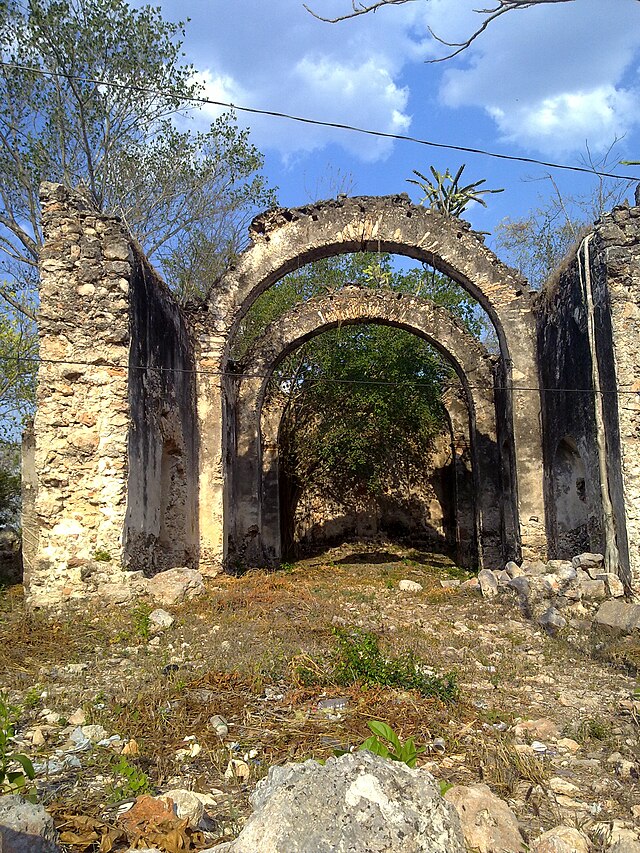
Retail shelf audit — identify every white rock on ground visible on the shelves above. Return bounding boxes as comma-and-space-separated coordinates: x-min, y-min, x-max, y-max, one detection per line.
160, 789, 205, 828
145, 568, 205, 606
148, 608, 175, 631
398, 579, 423, 592
0, 795, 60, 853
478, 570, 499, 598
207, 751, 465, 852
529, 825, 590, 853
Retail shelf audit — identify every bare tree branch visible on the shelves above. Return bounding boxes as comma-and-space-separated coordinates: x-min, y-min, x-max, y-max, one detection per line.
304, 0, 635, 61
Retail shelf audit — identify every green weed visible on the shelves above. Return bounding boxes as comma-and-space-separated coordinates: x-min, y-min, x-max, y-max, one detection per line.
107, 755, 151, 801
295, 628, 459, 702
93, 549, 111, 562
0, 693, 35, 798
355, 720, 425, 768
131, 603, 152, 641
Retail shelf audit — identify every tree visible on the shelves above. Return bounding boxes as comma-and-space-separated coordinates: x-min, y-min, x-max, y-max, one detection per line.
494, 149, 634, 288
0, 0, 275, 303
304, 1, 632, 61
0, 0, 275, 423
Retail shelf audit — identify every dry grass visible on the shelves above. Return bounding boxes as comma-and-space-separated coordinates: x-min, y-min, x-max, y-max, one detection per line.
1, 542, 637, 851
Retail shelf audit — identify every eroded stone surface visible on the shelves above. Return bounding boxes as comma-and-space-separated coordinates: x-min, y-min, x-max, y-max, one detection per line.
214, 751, 465, 852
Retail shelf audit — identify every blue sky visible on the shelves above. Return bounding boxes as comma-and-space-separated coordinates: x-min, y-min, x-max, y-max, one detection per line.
152, 0, 640, 253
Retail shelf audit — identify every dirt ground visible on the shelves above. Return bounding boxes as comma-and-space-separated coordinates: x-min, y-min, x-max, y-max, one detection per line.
0, 541, 638, 851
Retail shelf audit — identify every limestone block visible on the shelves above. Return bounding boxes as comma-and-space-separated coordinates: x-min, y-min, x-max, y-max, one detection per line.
580, 579, 607, 600
594, 600, 640, 634
217, 751, 465, 853
145, 568, 205, 606
596, 572, 625, 597
444, 783, 525, 853
0, 795, 60, 853
478, 569, 499, 598
530, 826, 589, 853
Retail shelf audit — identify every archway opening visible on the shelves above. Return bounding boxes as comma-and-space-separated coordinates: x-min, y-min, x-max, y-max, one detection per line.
224, 248, 513, 572
552, 436, 589, 558
264, 322, 460, 560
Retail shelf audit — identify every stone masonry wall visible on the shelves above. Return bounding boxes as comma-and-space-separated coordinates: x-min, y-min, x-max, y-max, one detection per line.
595, 205, 640, 593
536, 252, 605, 561
29, 183, 134, 606
536, 201, 640, 593
28, 183, 198, 606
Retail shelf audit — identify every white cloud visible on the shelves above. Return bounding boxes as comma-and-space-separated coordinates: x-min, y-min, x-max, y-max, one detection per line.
164, 0, 640, 162
434, 0, 640, 155
168, 0, 424, 162
488, 86, 638, 155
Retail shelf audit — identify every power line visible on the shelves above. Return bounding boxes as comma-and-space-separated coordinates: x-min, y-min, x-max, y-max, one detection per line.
2, 60, 639, 182
2, 352, 638, 395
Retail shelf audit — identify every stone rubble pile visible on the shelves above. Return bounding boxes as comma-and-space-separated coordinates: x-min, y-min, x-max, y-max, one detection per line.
466, 552, 638, 636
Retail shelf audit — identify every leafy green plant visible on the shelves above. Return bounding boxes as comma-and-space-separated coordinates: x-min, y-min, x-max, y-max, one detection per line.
408, 164, 503, 217
333, 628, 459, 701
357, 720, 424, 768
0, 693, 36, 797
108, 755, 151, 801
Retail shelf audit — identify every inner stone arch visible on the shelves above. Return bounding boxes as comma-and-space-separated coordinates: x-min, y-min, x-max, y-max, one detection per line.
225, 286, 510, 570
197, 195, 545, 568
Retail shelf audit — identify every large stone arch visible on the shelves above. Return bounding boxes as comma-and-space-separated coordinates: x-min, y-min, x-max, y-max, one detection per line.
226, 286, 507, 569
194, 195, 544, 571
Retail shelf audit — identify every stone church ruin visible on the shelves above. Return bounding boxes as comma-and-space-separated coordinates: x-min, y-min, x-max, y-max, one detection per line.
22, 183, 640, 606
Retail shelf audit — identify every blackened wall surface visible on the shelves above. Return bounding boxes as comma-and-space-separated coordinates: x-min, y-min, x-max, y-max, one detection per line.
124, 246, 198, 574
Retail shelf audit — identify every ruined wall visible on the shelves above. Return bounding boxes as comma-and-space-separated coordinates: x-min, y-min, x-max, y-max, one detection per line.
30, 184, 135, 605
292, 430, 456, 552
536, 261, 604, 559
123, 248, 198, 575
210, 195, 546, 565
594, 205, 640, 592
537, 202, 640, 591
28, 183, 197, 606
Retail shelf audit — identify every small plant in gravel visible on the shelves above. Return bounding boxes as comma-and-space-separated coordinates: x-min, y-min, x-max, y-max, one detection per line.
580, 715, 611, 742
0, 692, 36, 798
107, 755, 151, 802
93, 549, 111, 562
131, 602, 153, 640
295, 628, 459, 702
355, 720, 425, 768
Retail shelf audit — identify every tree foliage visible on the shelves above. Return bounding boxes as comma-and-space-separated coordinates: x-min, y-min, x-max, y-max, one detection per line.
233, 251, 484, 359
275, 321, 449, 499
494, 161, 634, 288
0, 0, 275, 302
0, 0, 275, 423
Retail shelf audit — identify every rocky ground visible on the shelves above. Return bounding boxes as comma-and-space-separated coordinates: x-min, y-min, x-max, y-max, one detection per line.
0, 541, 638, 852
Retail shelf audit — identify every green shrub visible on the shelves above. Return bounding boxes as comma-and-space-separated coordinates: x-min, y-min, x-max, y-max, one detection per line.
295, 628, 459, 702
107, 755, 150, 801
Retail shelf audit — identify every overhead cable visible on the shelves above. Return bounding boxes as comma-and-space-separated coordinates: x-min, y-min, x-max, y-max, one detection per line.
1, 61, 639, 182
